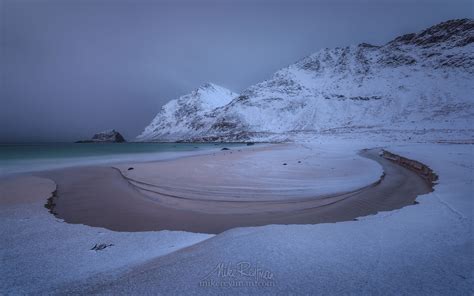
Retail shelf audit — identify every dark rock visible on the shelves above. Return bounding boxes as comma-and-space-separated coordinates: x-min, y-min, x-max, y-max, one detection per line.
358, 42, 380, 48
91, 243, 114, 251
76, 129, 126, 143
44, 189, 58, 215
236, 95, 250, 102
211, 119, 239, 131
127, 167, 134, 171
390, 33, 416, 44
388, 19, 473, 48
349, 96, 383, 101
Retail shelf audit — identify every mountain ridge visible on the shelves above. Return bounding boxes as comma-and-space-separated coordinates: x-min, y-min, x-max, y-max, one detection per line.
138, 19, 473, 142
136, 83, 238, 142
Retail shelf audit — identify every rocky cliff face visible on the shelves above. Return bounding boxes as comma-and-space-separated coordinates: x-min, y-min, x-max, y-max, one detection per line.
138, 19, 474, 142
77, 129, 126, 143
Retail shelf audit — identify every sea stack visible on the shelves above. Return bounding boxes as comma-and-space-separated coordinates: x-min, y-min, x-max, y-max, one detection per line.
76, 129, 126, 143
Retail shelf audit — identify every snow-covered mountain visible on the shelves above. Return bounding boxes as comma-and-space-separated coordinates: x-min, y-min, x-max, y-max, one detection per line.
136, 83, 238, 141
138, 19, 473, 142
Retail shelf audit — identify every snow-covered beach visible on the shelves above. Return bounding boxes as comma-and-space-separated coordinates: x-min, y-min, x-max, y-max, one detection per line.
1, 15, 472, 295
1, 138, 472, 294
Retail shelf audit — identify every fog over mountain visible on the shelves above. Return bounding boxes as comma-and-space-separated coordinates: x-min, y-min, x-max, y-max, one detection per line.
1, 0, 472, 142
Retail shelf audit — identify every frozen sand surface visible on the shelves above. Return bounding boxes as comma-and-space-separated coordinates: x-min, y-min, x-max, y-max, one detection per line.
117, 144, 383, 201
45, 145, 429, 233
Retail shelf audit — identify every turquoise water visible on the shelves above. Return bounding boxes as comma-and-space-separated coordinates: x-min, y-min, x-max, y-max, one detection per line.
0, 142, 243, 176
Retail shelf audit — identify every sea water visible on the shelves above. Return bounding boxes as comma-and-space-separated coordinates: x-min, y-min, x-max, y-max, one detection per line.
0, 142, 242, 176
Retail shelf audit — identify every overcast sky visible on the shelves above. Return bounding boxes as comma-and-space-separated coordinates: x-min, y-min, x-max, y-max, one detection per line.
1, 0, 472, 142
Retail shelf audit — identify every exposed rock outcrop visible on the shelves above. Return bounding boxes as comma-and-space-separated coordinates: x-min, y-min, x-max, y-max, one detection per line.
76, 129, 126, 143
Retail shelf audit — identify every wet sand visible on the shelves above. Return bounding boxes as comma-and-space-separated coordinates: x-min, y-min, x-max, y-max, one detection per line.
40, 147, 432, 234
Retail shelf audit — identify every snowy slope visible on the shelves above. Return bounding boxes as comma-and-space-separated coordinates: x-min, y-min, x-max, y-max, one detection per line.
136, 83, 238, 142
139, 19, 474, 142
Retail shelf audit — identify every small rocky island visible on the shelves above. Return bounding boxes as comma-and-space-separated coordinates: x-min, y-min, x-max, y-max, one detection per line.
76, 129, 126, 143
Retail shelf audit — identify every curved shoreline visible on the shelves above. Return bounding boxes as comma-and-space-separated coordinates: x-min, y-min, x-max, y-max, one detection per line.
40, 148, 433, 234
117, 167, 384, 204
